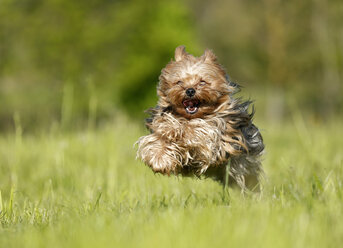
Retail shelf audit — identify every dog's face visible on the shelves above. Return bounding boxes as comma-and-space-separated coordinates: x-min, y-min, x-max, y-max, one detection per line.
158, 46, 233, 119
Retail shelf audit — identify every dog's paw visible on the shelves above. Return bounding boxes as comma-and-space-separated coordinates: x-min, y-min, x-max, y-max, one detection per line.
136, 134, 182, 174
149, 151, 180, 174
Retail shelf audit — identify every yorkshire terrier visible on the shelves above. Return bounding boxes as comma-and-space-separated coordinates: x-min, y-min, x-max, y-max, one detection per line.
136, 46, 264, 189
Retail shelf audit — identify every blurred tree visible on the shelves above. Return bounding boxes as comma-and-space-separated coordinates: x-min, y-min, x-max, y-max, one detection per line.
191, 0, 342, 121
0, 0, 200, 130
1, 0, 342, 130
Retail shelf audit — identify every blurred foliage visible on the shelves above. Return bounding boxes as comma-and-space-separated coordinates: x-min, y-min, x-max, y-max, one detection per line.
192, 0, 343, 120
0, 0, 342, 131
0, 0, 201, 130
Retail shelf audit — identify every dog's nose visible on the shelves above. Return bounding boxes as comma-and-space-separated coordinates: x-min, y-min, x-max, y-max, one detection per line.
186, 88, 196, 97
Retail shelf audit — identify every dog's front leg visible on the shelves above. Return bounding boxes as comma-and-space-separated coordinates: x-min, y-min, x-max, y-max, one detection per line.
136, 133, 183, 174
147, 112, 186, 143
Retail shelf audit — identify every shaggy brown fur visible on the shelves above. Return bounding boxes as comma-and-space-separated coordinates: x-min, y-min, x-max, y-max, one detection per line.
136, 46, 264, 189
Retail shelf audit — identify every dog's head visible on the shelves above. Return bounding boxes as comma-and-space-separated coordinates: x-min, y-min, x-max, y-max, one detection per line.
158, 46, 234, 119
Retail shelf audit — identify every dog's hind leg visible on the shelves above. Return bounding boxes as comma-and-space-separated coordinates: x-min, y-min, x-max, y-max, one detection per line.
230, 154, 262, 190
230, 123, 265, 190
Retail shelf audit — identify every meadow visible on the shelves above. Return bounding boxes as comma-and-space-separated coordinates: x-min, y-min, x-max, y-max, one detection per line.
1, 0, 342, 247
0, 112, 342, 248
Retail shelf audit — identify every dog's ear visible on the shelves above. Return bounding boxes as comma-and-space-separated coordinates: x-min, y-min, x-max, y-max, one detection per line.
203, 49, 217, 62
175, 45, 187, 62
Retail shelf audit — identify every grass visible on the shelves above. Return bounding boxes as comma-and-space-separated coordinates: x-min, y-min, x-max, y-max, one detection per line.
0, 113, 342, 248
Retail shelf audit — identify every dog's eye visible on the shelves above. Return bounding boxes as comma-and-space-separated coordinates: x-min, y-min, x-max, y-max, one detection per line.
199, 80, 207, 86
176, 81, 183, 85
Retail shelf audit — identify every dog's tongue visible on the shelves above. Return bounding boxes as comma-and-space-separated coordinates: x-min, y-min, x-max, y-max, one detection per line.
183, 100, 197, 107
183, 99, 199, 114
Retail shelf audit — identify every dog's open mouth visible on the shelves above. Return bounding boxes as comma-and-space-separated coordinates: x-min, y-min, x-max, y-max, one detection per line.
183, 99, 199, 114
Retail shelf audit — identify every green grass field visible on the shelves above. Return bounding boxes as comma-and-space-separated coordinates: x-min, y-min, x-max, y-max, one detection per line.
0, 113, 342, 248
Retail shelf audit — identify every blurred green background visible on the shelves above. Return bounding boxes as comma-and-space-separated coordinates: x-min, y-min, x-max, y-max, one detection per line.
0, 0, 342, 131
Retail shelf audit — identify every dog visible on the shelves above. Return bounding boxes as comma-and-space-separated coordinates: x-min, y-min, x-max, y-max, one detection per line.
136, 46, 264, 190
